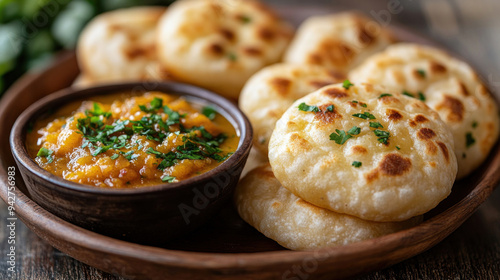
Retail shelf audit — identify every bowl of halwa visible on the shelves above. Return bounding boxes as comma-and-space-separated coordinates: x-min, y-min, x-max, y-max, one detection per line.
10, 82, 252, 244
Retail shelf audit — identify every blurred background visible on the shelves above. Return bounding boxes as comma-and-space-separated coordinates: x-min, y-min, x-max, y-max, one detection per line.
0, 0, 499, 97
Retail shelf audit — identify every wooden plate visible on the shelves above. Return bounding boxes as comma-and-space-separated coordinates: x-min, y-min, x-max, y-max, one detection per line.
1, 7, 500, 280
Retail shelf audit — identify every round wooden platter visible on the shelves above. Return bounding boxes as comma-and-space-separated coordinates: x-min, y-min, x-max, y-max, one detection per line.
1, 6, 500, 280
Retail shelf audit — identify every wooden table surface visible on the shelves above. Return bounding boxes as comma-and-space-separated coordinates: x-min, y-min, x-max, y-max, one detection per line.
1, 0, 500, 279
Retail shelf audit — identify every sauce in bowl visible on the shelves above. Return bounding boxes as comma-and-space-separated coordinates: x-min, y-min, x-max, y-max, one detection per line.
26, 91, 239, 188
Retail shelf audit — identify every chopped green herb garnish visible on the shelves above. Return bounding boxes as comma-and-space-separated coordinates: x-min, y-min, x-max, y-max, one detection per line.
402, 90, 414, 98
202, 106, 217, 120
462, 153, 466, 158
161, 176, 176, 183
347, 126, 361, 135
37, 147, 54, 163
342, 80, 354, 89
418, 92, 426, 101
351, 100, 367, 107
416, 69, 426, 78
110, 154, 119, 160
329, 129, 352, 145
352, 112, 376, 120
326, 105, 335, 112
329, 126, 360, 144
378, 93, 392, 99
369, 122, 384, 129
472, 121, 478, 128
466, 132, 476, 148
228, 53, 237, 61
396, 146, 401, 150
240, 15, 251, 23
298, 102, 320, 113
86, 103, 111, 118
373, 129, 390, 145
352, 161, 362, 168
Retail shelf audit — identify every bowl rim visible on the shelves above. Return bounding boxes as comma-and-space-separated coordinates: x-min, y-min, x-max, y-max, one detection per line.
9, 81, 253, 196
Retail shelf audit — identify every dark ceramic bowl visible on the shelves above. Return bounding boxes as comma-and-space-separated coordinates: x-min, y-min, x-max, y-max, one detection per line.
10, 82, 252, 245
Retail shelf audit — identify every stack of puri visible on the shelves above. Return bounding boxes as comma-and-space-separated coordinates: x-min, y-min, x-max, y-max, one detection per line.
235, 11, 499, 250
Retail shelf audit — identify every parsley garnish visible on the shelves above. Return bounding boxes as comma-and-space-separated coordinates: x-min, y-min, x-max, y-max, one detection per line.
202, 106, 217, 120
343, 80, 354, 89
466, 132, 476, 148
228, 53, 237, 61
352, 161, 362, 168
161, 176, 176, 183
472, 121, 478, 128
396, 146, 401, 150
418, 92, 426, 101
37, 147, 54, 163
351, 100, 367, 107
374, 129, 390, 145
139, 97, 164, 113
416, 69, 426, 78
402, 91, 414, 98
240, 15, 251, 23
353, 112, 376, 120
298, 103, 320, 113
347, 126, 361, 135
329, 126, 360, 145
110, 154, 119, 160
369, 122, 384, 129
378, 93, 392, 99
326, 105, 334, 112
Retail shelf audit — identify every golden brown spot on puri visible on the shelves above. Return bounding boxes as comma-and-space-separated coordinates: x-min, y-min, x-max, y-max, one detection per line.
271, 201, 281, 209
328, 71, 346, 81
124, 44, 155, 60
323, 87, 348, 98
242, 46, 262, 56
436, 95, 464, 122
379, 153, 412, 176
429, 162, 436, 167
430, 61, 447, 73
314, 104, 342, 123
426, 142, 438, 155
413, 69, 425, 80
358, 24, 376, 45
269, 77, 291, 96
417, 128, 437, 140
387, 109, 403, 122
414, 115, 429, 123
352, 145, 367, 154
218, 28, 235, 41
289, 133, 311, 150
257, 27, 276, 41
436, 141, 450, 163
309, 80, 334, 89
309, 40, 355, 67
208, 43, 224, 55
459, 83, 470, 96
365, 169, 379, 183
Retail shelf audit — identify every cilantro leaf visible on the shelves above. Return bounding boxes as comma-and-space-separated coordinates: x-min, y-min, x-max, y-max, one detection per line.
202, 106, 217, 120
326, 105, 334, 112
352, 112, 376, 120
369, 122, 384, 129
378, 93, 392, 99
298, 103, 320, 113
466, 132, 476, 148
352, 161, 362, 168
416, 69, 426, 78
418, 92, 426, 101
161, 176, 176, 183
343, 80, 354, 89
347, 126, 361, 135
374, 129, 390, 145
329, 129, 352, 145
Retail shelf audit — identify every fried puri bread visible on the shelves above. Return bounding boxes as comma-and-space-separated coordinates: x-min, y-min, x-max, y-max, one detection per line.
156, 0, 293, 99
349, 43, 500, 178
77, 6, 168, 83
283, 12, 395, 74
268, 83, 457, 222
235, 164, 422, 250
239, 63, 344, 155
